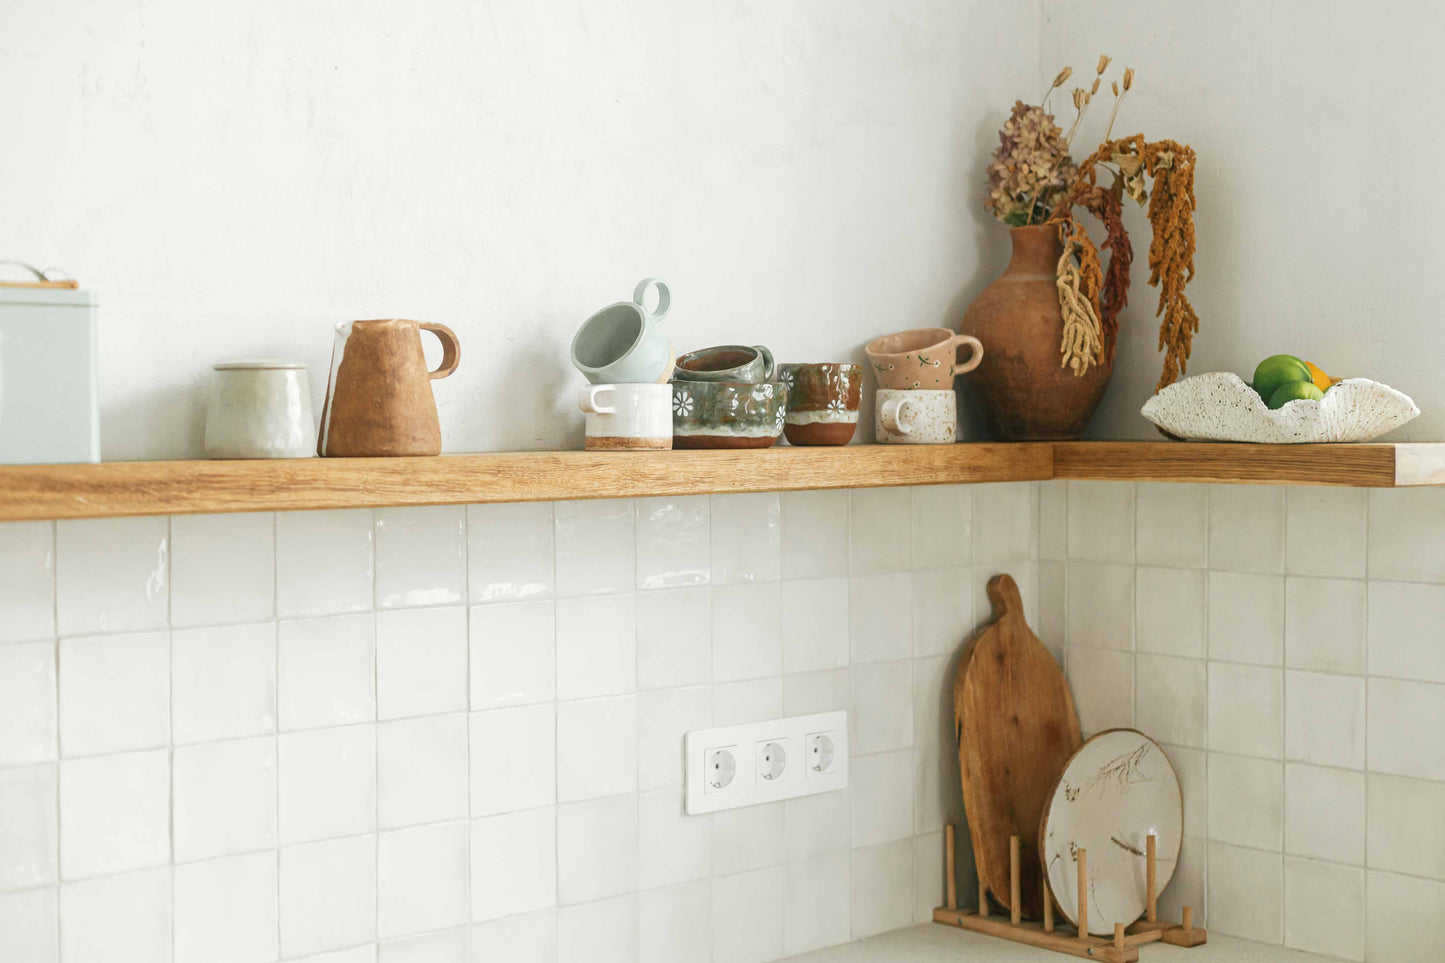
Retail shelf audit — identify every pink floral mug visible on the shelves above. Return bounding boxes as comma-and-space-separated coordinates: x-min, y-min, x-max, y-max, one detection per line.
865, 327, 984, 389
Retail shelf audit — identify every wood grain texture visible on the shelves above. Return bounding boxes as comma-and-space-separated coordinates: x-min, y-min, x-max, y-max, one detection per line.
1052, 441, 1400, 486
4, 440, 1445, 521
955, 574, 1083, 922
0, 443, 1052, 521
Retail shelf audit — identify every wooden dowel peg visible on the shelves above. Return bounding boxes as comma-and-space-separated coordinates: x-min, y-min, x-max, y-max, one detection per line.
1114, 922, 1125, 949
1076, 848, 1088, 942
1182, 905, 1193, 936
1009, 835, 1021, 925
979, 877, 988, 918
1146, 833, 1157, 923
945, 825, 957, 910
1043, 878, 1054, 932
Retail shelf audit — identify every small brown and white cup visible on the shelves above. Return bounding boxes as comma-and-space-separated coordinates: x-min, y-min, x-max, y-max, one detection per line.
875, 388, 957, 444
578, 383, 673, 450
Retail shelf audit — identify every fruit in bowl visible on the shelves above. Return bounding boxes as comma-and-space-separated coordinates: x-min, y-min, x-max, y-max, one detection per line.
1141, 356, 1418, 444
1250, 354, 1337, 409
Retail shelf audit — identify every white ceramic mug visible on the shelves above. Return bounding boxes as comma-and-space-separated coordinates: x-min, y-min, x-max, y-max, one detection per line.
875, 388, 957, 444
205, 361, 317, 458
578, 383, 673, 450
570, 278, 675, 385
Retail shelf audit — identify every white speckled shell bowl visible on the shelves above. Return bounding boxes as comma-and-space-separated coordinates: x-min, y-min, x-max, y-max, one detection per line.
1141, 371, 1419, 443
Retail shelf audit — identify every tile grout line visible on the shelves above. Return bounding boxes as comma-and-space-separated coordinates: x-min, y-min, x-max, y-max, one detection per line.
272, 510, 281, 961
1362, 488, 1371, 940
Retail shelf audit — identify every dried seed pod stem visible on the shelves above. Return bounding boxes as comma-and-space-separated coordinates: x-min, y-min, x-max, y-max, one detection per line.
1042, 65, 1074, 108
1063, 88, 1094, 148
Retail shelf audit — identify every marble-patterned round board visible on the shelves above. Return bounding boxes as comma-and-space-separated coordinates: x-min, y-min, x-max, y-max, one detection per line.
1039, 729, 1181, 936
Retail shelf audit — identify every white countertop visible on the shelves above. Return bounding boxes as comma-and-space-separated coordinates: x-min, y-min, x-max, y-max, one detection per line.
783, 924, 1339, 963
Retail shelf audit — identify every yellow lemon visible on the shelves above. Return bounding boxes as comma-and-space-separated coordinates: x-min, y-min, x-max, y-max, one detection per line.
1304, 361, 1337, 393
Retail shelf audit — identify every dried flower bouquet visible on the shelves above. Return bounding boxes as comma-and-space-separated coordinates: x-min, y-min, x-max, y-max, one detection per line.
984, 57, 1199, 391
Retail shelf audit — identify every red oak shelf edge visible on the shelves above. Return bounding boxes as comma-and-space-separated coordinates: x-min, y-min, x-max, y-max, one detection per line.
0, 442, 1438, 521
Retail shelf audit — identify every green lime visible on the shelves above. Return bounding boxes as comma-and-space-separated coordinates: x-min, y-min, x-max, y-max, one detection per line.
1266, 380, 1324, 409
1252, 355, 1313, 402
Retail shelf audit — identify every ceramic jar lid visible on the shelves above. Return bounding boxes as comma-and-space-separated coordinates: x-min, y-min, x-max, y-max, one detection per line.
213, 359, 307, 370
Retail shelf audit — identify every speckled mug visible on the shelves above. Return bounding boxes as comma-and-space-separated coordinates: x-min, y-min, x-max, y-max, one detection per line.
777, 363, 862, 446
875, 388, 957, 444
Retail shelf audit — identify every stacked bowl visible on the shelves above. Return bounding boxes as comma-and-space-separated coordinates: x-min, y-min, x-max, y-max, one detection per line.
669, 345, 786, 448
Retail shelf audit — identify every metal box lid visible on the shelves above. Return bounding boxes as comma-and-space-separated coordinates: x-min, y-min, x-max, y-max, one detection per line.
0, 286, 97, 307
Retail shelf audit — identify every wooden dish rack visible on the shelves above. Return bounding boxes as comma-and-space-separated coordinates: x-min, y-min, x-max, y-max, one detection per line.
934, 825, 1206, 962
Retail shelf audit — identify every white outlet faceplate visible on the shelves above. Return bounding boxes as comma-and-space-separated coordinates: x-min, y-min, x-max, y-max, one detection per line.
684, 711, 848, 814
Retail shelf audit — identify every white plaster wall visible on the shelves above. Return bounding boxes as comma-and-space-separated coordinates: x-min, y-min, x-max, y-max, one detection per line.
1041, 0, 1445, 440
1, 0, 1037, 459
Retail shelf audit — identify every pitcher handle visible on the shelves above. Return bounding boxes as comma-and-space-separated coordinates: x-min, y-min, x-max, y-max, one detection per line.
420, 322, 461, 380
633, 277, 671, 322
951, 334, 984, 377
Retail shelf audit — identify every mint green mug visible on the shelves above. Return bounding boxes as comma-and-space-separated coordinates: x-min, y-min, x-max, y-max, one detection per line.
570, 278, 674, 384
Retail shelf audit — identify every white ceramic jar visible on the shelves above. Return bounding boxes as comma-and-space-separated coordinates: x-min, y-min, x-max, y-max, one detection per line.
204, 360, 317, 459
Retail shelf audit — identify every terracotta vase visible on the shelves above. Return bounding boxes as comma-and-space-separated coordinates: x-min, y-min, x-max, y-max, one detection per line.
959, 225, 1113, 441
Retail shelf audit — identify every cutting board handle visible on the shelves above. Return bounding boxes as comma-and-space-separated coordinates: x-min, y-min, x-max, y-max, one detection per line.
986, 573, 1024, 620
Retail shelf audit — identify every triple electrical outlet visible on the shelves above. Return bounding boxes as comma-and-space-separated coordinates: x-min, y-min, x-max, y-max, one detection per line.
683, 710, 849, 814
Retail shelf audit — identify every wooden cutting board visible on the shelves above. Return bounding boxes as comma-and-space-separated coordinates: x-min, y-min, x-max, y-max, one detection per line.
954, 573, 1082, 920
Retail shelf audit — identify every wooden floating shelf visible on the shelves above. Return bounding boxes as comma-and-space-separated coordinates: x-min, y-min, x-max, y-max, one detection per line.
0, 441, 1440, 522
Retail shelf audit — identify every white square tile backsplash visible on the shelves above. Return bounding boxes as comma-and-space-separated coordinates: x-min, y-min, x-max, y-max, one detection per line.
173, 850, 278, 963
377, 605, 468, 720
373, 506, 467, 609
7, 479, 1445, 960
279, 834, 377, 957
276, 508, 375, 618
55, 516, 169, 636
1050, 479, 1445, 953
173, 736, 277, 862
0, 641, 58, 766
277, 725, 376, 845
59, 749, 170, 879
169, 512, 275, 627
170, 622, 277, 744
277, 613, 376, 731
467, 501, 554, 603
0, 765, 58, 890
0, 521, 56, 642
58, 631, 169, 758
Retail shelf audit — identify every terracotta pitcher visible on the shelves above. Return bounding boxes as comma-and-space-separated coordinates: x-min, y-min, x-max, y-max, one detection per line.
958, 225, 1113, 440
318, 319, 461, 456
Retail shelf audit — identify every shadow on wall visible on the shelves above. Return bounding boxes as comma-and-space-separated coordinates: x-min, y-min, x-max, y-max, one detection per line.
446, 326, 579, 452
946, 112, 1017, 442
102, 375, 210, 462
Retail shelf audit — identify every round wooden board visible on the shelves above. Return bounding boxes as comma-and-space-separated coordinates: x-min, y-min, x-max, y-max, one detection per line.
954, 573, 1082, 920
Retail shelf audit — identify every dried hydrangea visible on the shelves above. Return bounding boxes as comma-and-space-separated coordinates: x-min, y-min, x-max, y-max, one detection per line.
984, 102, 1078, 226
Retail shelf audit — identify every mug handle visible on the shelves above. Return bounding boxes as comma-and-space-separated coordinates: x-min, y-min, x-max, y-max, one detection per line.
578, 385, 617, 414
880, 397, 914, 435
421, 322, 461, 380
633, 277, 671, 322
754, 345, 775, 380
951, 334, 984, 377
